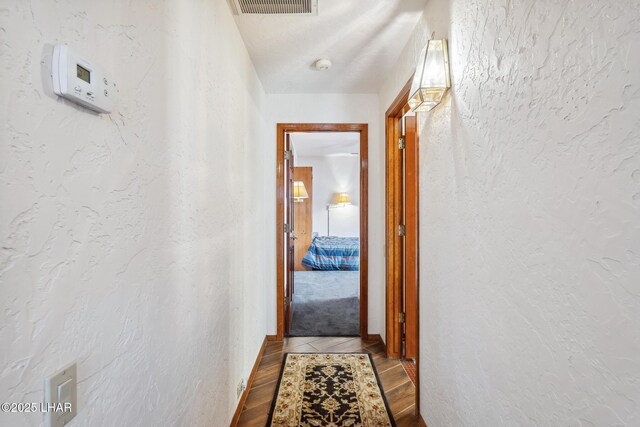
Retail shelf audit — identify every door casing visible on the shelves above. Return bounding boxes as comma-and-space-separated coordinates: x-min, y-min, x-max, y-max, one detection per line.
385, 77, 421, 412
275, 123, 369, 340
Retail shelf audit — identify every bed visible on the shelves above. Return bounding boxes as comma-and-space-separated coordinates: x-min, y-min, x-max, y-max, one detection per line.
301, 236, 360, 271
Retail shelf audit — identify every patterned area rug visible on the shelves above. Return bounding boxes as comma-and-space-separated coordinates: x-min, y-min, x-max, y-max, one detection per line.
267, 353, 396, 427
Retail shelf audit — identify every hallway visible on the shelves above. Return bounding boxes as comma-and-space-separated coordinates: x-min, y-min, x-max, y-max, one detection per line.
1, 0, 639, 426
237, 337, 417, 427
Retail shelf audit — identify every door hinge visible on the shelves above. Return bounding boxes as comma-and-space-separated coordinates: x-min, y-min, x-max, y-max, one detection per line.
398, 224, 406, 236
399, 312, 406, 323
398, 137, 406, 150
284, 150, 292, 161
284, 223, 291, 233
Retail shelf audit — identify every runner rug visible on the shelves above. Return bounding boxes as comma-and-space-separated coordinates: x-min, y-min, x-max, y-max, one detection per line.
266, 353, 396, 427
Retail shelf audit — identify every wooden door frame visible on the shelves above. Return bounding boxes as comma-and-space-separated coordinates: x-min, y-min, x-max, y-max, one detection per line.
385, 77, 421, 410
276, 123, 369, 340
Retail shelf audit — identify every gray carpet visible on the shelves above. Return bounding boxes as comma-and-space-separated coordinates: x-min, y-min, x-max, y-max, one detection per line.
289, 271, 360, 336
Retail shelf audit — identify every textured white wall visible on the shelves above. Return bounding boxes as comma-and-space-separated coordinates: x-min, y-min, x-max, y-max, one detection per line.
0, 1, 270, 425
380, 0, 640, 425
265, 93, 385, 338
296, 155, 360, 237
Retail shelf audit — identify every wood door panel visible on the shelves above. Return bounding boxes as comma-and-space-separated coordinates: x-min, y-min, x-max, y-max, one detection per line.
293, 167, 313, 271
284, 133, 294, 334
404, 115, 418, 360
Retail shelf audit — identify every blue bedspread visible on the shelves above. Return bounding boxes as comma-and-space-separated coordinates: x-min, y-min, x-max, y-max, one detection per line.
301, 236, 360, 271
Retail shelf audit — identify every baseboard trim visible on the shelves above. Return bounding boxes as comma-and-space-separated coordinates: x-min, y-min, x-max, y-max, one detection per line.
266, 335, 279, 341
418, 414, 428, 427
229, 336, 269, 427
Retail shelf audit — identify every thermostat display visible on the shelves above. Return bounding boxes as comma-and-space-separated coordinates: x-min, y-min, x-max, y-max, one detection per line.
76, 64, 90, 83
52, 44, 115, 113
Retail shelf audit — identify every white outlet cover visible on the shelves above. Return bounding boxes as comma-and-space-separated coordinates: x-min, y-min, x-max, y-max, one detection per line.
44, 362, 77, 427
237, 378, 248, 398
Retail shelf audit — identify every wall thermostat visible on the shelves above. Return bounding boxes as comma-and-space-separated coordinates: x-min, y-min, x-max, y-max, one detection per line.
52, 44, 116, 113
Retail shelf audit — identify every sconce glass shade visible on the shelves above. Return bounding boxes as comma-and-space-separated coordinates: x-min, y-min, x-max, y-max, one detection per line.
409, 39, 451, 112
336, 192, 351, 205
293, 181, 309, 201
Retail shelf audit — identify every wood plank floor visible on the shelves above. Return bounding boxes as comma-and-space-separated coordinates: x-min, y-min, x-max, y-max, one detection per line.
236, 336, 418, 427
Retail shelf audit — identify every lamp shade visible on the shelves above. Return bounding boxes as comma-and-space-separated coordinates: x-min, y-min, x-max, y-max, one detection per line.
336, 192, 351, 205
409, 39, 451, 112
293, 181, 309, 201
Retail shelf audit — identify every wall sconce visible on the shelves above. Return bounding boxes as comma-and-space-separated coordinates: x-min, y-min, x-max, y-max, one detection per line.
326, 192, 351, 235
293, 181, 309, 202
409, 39, 451, 112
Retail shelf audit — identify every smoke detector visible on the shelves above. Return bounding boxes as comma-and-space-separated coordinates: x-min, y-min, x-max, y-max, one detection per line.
228, 0, 318, 15
314, 59, 332, 71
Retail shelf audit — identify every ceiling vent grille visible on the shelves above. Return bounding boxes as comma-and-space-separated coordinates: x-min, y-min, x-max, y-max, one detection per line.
229, 0, 318, 15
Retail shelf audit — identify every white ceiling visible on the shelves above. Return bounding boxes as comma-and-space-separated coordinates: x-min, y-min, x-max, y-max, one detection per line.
231, 0, 427, 93
291, 132, 359, 157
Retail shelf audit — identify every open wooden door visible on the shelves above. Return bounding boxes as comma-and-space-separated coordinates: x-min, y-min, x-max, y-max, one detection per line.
404, 115, 419, 359
293, 167, 313, 270
385, 78, 420, 412
284, 133, 295, 334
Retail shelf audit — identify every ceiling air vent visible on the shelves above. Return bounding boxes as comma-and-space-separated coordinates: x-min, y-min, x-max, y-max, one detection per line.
229, 0, 318, 15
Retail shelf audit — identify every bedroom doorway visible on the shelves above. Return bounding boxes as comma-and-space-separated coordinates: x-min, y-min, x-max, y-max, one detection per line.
276, 123, 368, 340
